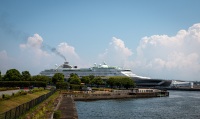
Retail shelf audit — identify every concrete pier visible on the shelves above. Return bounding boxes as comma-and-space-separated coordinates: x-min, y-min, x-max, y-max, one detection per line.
58, 95, 78, 119
65, 89, 169, 101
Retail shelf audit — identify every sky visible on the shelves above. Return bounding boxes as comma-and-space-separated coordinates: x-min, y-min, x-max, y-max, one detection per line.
0, 0, 200, 81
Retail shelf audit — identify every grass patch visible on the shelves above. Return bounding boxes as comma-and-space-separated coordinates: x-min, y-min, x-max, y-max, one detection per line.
19, 91, 60, 119
0, 90, 50, 113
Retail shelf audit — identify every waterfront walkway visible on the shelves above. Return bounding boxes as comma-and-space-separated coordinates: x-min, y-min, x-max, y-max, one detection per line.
58, 95, 78, 119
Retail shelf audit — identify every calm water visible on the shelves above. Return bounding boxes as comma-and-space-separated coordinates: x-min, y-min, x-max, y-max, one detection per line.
76, 91, 200, 119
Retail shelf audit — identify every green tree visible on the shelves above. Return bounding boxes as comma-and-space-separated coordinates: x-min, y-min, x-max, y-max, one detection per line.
107, 77, 116, 88
56, 82, 69, 89
81, 76, 90, 85
68, 73, 81, 85
21, 71, 31, 81
115, 77, 122, 89
69, 77, 81, 85
52, 73, 64, 84
32, 75, 51, 84
107, 76, 135, 89
3, 69, 21, 81
88, 75, 95, 85
91, 76, 103, 87
89, 75, 95, 80
121, 77, 135, 89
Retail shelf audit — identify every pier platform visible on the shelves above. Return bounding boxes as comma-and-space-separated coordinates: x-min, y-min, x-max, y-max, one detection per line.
61, 89, 169, 101
58, 95, 78, 119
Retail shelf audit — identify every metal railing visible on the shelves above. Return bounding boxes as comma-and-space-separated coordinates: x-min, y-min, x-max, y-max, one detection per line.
0, 89, 56, 119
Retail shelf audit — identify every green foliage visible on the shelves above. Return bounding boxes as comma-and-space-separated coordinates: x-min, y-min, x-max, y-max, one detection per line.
89, 75, 95, 81
91, 76, 104, 87
53, 110, 61, 119
70, 84, 82, 90
115, 77, 122, 88
32, 75, 51, 84
29, 88, 44, 93
0, 81, 28, 87
56, 82, 69, 89
81, 76, 90, 84
107, 77, 115, 88
18, 90, 28, 95
69, 77, 81, 85
107, 76, 135, 89
2, 94, 11, 100
21, 71, 31, 81
121, 77, 135, 89
3, 69, 21, 81
68, 73, 81, 85
52, 73, 64, 84
30, 81, 47, 87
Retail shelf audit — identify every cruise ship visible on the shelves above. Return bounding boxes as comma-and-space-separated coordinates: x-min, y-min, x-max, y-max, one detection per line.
40, 62, 172, 87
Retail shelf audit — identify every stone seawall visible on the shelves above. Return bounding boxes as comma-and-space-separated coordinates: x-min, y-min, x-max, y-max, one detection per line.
65, 91, 169, 101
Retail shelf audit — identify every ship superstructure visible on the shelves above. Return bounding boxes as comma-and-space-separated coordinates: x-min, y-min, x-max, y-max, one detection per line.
40, 62, 143, 78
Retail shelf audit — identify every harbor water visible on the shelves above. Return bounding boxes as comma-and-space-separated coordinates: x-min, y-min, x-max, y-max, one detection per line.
76, 91, 200, 119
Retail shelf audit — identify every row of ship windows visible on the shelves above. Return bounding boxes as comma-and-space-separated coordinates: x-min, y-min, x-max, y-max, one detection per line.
45, 71, 120, 73
45, 72, 119, 75
43, 69, 131, 72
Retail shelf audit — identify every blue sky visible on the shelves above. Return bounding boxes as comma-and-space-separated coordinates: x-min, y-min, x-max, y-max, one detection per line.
1, 0, 200, 81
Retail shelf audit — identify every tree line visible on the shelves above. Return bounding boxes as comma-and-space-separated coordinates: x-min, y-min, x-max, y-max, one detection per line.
0, 69, 51, 83
0, 69, 135, 89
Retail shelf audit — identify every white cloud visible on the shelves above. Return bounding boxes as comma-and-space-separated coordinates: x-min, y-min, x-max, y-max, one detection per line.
2, 23, 200, 81
20, 33, 43, 48
57, 42, 79, 60
98, 37, 133, 68
97, 23, 200, 81
19, 34, 80, 64
134, 23, 200, 80
17, 34, 80, 75
20, 33, 49, 57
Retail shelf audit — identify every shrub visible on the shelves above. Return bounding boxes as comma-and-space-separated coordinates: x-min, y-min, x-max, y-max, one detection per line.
2, 94, 11, 100
70, 84, 82, 91
53, 110, 61, 119
19, 90, 27, 95
56, 82, 69, 89
0, 81, 47, 88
